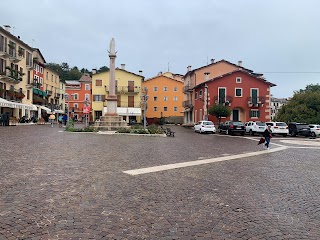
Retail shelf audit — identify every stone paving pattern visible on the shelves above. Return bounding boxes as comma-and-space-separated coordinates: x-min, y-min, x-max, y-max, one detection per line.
0, 125, 320, 239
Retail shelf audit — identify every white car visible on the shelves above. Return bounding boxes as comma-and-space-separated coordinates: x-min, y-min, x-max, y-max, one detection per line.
309, 124, 320, 137
194, 121, 216, 134
245, 121, 266, 135
265, 122, 289, 136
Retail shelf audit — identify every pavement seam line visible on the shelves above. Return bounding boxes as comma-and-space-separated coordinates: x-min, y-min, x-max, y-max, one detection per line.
123, 146, 288, 176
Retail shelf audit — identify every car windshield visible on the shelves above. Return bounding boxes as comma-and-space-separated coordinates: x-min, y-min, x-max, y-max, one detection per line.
233, 122, 243, 126
203, 121, 214, 125
276, 122, 287, 126
256, 122, 266, 126
297, 124, 309, 128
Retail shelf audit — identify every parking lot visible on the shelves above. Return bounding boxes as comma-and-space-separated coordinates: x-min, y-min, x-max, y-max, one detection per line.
1, 125, 320, 239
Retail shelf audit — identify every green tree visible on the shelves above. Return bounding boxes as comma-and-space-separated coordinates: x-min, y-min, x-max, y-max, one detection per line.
208, 104, 231, 125
97, 66, 109, 73
275, 84, 320, 124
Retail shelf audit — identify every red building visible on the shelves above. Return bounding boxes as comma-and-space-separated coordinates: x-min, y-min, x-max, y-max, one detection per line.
65, 74, 92, 121
193, 70, 276, 124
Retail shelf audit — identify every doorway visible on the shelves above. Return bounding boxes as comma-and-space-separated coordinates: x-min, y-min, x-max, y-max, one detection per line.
232, 109, 240, 121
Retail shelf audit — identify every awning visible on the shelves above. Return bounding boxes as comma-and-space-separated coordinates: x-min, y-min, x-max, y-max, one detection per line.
36, 105, 52, 114
0, 98, 37, 110
0, 98, 15, 108
54, 110, 64, 114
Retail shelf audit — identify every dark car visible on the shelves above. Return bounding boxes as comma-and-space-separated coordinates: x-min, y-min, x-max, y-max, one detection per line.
288, 123, 311, 137
219, 121, 245, 135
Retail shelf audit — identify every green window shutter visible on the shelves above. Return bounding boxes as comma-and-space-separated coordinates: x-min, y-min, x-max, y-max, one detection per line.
257, 110, 260, 118
249, 110, 252, 118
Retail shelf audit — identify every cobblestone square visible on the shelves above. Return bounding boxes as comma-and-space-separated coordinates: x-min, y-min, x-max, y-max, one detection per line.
1, 125, 320, 239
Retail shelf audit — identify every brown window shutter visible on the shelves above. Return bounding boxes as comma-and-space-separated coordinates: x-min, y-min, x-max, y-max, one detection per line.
92, 95, 96, 101
102, 95, 106, 101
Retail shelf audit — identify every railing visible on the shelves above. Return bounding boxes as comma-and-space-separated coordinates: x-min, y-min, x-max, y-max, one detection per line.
0, 45, 9, 56
46, 90, 52, 96
183, 84, 193, 92
33, 95, 45, 104
214, 95, 233, 105
247, 96, 266, 106
0, 89, 25, 101
0, 69, 21, 83
183, 100, 193, 108
54, 93, 61, 98
105, 86, 140, 94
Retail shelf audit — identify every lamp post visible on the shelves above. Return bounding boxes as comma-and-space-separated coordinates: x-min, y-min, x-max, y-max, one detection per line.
64, 93, 75, 127
83, 99, 91, 127
205, 84, 209, 121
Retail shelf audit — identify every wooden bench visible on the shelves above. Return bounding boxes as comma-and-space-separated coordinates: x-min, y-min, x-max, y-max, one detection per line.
166, 128, 175, 137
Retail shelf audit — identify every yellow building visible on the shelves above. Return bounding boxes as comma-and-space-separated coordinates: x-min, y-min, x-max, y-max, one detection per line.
0, 25, 37, 120
92, 65, 144, 123
44, 67, 63, 113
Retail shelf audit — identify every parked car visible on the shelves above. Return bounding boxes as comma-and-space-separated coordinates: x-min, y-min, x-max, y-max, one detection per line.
288, 123, 311, 137
309, 124, 320, 137
265, 122, 289, 137
194, 121, 216, 134
219, 121, 245, 135
245, 121, 266, 135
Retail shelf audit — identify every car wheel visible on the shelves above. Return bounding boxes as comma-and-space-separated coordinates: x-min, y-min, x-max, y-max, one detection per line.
311, 132, 316, 137
282, 134, 287, 137
199, 128, 202, 134
241, 132, 245, 136
226, 129, 229, 135
290, 131, 296, 137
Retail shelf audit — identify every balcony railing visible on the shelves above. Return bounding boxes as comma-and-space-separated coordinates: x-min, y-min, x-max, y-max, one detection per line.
214, 95, 233, 106
54, 93, 61, 98
8, 50, 23, 63
247, 96, 266, 107
46, 90, 52, 96
183, 84, 193, 93
0, 45, 9, 57
0, 88, 25, 101
183, 100, 193, 108
0, 69, 22, 84
105, 86, 140, 94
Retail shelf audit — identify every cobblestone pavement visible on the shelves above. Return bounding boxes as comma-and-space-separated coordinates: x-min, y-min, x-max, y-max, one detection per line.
0, 125, 320, 239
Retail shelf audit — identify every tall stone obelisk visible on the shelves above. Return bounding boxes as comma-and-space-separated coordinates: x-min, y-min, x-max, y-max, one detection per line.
106, 38, 118, 116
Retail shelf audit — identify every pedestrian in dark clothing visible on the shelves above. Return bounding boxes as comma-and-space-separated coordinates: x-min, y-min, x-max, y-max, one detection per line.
263, 125, 272, 149
62, 114, 67, 126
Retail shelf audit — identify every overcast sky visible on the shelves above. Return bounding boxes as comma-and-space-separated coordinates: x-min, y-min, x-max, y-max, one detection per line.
1, 0, 320, 97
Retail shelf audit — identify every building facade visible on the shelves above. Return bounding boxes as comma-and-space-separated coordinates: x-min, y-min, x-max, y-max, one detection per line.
65, 74, 92, 121
270, 97, 289, 120
91, 65, 144, 123
193, 70, 276, 124
143, 72, 184, 124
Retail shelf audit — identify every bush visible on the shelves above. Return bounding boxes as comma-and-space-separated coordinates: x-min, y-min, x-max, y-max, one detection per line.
130, 128, 149, 134
117, 128, 131, 133
65, 126, 96, 132
147, 125, 165, 134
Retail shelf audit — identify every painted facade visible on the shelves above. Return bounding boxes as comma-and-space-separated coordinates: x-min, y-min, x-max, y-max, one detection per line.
91, 67, 144, 123
65, 74, 92, 121
0, 25, 37, 119
142, 72, 184, 124
193, 70, 276, 124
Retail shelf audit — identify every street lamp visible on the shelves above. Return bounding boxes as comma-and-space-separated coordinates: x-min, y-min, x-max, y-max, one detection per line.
83, 99, 91, 127
64, 93, 75, 126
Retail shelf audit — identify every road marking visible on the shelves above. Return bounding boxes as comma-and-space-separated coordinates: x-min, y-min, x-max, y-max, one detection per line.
123, 146, 288, 176
280, 140, 320, 146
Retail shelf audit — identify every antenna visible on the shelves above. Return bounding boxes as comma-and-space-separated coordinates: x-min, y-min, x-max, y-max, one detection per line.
168, 62, 170, 72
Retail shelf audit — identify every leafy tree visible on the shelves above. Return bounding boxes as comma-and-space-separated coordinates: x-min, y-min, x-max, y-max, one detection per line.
68, 68, 83, 80
208, 104, 231, 125
97, 66, 109, 73
275, 84, 320, 124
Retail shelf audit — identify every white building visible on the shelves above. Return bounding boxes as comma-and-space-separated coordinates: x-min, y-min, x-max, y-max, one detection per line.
270, 97, 289, 120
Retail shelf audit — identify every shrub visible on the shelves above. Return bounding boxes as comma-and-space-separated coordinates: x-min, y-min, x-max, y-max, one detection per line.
147, 125, 165, 134
117, 128, 131, 133
130, 128, 149, 134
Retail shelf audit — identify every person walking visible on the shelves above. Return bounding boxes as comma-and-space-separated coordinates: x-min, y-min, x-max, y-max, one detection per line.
58, 115, 63, 128
62, 114, 68, 127
49, 113, 55, 127
263, 125, 272, 149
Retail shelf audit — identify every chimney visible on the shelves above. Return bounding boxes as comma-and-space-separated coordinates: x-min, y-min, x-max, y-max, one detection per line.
210, 59, 215, 64
3, 25, 11, 33
187, 65, 191, 72
158, 71, 163, 76
138, 70, 143, 75
92, 69, 97, 74
204, 72, 210, 81
121, 64, 125, 70
238, 60, 242, 67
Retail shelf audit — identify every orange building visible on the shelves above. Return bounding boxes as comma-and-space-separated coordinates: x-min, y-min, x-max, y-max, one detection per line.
65, 74, 92, 121
143, 72, 184, 124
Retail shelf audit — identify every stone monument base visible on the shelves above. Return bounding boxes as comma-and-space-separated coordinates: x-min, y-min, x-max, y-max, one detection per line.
94, 115, 130, 131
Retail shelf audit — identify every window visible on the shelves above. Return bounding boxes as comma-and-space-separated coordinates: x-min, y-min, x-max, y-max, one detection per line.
85, 84, 90, 90
55, 76, 57, 83
40, 67, 43, 74
164, 96, 168, 101
235, 88, 242, 97
236, 77, 242, 83
40, 77, 43, 85
154, 107, 158, 111
154, 86, 158, 91
174, 87, 178, 92
27, 90, 30, 99
85, 94, 90, 101
73, 94, 78, 100
174, 96, 178, 102
74, 103, 78, 108
174, 107, 178, 112
199, 89, 203, 98
251, 88, 259, 104
164, 87, 168, 91
250, 110, 260, 118
51, 74, 53, 81
96, 79, 102, 86
195, 92, 198, 99
46, 72, 48, 80
94, 95, 102, 101
154, 96, 158, 101
218, 87, 226, 104
164, 107, 168, 111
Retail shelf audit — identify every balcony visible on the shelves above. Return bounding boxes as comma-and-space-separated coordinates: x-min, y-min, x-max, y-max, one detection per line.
183, 84, 193, 93
33, 95, 45, 104
0, 69, 21, 84
26, 60, 33, 70
0, 88, 25, 102
9, 50, 23, 63
214, 96, 233, 106
247, 96, 266, 107
183, 100, 193, 108
46, 90, 53, 96
105, 85, 140, 94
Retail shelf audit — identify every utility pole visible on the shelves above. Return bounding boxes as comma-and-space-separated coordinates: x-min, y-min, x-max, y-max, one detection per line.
141, 88, 148, 129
